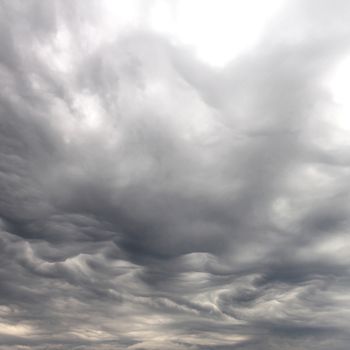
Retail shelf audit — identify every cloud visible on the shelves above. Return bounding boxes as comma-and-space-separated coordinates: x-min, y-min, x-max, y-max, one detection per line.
1, 0, 350, 349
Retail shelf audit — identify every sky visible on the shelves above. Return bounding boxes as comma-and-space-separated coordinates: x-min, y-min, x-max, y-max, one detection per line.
1, 0, 350, 349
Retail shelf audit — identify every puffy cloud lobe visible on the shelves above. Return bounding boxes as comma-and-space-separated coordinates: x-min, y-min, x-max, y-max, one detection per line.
1, 0, 350, 349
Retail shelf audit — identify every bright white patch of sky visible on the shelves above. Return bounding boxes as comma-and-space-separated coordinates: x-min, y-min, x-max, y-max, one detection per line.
150, 0, 285, 66
98, 0, 350, 138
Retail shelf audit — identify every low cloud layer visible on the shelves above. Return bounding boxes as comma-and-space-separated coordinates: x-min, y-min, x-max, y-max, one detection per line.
1, 1, 350, 349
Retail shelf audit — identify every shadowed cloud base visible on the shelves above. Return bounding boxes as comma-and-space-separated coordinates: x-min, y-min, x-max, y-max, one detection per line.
1, 1, 350, 349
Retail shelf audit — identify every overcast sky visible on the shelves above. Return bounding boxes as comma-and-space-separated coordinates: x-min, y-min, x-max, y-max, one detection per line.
1, 1, 350, 349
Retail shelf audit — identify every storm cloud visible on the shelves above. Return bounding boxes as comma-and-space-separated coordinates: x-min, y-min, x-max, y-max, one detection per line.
1, 0, 350, 349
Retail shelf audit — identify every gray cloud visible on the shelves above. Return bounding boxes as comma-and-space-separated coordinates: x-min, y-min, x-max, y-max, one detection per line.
1, 0, 350, 349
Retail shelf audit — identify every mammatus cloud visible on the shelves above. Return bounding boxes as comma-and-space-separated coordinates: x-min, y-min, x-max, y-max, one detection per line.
1, 0, 350, 349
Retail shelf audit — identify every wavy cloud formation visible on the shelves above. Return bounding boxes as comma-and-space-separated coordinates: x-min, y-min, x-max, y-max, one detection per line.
1, 1, 350, 349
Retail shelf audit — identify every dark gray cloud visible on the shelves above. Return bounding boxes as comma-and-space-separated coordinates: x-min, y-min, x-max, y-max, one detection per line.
1, 0, 350, 349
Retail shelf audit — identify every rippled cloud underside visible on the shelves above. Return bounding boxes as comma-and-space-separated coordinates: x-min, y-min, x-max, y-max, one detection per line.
1, 1, 350, 349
